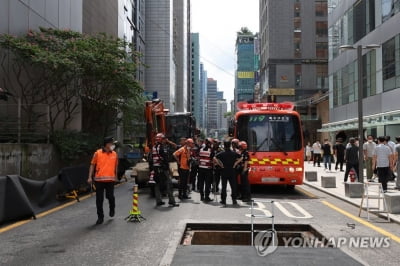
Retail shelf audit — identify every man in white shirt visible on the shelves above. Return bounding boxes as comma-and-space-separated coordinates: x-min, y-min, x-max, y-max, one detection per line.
373, 136, 393, 192
363, 135, 376, 181
312, 141, 322, 167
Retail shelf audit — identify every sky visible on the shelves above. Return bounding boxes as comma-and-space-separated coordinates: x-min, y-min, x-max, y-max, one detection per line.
191, 0, 259, 110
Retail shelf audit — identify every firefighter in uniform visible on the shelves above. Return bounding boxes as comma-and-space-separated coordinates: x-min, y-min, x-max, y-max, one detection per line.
173, 138, 195, 200
238, 141, 251, 202
152, 133, 179, 207
213, 140, 242, 206
198, 138, 215, 202
88, 137, 118, 225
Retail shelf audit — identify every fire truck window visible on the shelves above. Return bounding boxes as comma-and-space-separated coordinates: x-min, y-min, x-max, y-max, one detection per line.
237, 115, 302, 152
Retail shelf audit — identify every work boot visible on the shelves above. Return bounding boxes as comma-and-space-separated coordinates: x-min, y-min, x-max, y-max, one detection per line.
182, 195, 191, 200
96, 217, 104, 225
169, 202, 180, 207
219, 200, 226, 206
204, 197, 212, 202
232, 199, 238, 205
156, 201, 165, 206
109, 209, 115, 217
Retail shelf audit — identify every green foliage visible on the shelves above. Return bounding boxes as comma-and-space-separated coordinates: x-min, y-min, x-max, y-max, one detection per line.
51, 130, 101, 163
0, 28, 144, 135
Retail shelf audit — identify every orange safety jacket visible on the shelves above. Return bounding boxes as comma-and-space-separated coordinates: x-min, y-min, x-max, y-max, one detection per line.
91, 149, 118, 182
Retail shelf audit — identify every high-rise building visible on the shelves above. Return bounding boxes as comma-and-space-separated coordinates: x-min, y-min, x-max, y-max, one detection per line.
145, 0, 191, 112
321, 0, 400, 137
207, 78, 218, 131
259, 0, 328, 104
235, 31, 257, 106
173, 0, 190, 112
191, 33, 201, 123
145, 0, 176, 111
199, 63, 207, 129
217, 100, 228, 130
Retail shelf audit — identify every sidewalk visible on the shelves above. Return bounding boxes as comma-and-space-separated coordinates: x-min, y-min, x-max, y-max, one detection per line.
303, 161, 400, 224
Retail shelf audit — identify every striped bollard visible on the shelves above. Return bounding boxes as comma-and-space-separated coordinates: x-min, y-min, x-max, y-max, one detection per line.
125, 184, 145, 223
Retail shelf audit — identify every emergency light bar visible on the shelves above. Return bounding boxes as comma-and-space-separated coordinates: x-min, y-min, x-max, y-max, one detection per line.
237, 102, 294, 111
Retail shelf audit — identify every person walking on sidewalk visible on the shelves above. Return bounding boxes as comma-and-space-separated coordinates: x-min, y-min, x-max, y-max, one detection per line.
173, 138, 194, 200
312, 141, 322, 167
305, 142, 312, 163
333, 138, 345, 171
363, 135, 376, 181
395, 136, 400, 190
88, 137, 118, 225
344, 138, 359, 182
373, 136, 393, 193
322, 139, 332, 171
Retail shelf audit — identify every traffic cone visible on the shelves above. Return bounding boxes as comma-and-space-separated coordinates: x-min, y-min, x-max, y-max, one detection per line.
125, 184, 145, 223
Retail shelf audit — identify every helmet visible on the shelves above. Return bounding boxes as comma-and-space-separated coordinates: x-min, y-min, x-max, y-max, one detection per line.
155, 133, 165, 142
186, 138, 194, 144
239, 141, 248, 150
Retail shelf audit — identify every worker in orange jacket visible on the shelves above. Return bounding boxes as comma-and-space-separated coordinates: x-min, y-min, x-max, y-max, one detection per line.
88, 137, 118, 225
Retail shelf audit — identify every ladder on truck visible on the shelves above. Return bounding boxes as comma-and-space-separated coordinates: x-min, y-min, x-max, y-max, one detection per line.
358, 182, 390, 222
250, 200, 276, 246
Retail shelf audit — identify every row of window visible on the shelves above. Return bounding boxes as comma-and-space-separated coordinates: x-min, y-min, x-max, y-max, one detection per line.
382, 34, 400, 91
329, 0, 400, 62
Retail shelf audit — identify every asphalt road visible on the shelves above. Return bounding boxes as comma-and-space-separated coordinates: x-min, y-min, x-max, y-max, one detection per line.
0, 182, 399, 266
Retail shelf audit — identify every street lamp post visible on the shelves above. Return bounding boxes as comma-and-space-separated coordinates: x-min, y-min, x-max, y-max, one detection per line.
339, 44, 380, 183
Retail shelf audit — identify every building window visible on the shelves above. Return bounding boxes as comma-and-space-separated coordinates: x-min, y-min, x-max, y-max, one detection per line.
294, 3, 301, 17
316, 42, 328, 58
315, 1, 328, 17
316, 22, 328, 37
383, 37, 396, 91
382, 0, 400, 22
295, 64, 302, 87
316, 65, 328, 90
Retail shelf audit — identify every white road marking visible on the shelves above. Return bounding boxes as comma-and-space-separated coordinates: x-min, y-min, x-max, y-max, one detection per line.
244, 201, 313, 219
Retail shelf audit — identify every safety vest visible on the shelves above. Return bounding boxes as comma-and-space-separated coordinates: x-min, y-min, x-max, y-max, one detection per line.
199, 147, 212, 169
92, 149, 118, 182
152, 144, 162, 167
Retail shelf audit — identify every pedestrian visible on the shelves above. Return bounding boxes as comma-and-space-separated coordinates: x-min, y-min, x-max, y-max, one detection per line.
189, 137, 200, 192
333, 138, 345, 171
152, 133, 179, 207
305, 142, 312, 163
312, 141, 322, 167
344, 138, 359, 182
198, 138, 214, 202
87, 137, 118, 225
394, 136, 400, 190
385, 136, 396, 181
322, 139, 332, 171
173, 138, 194, 200
363, 135, 376, 181
372, 136, 393, 193
213, 140, 242, 206
238, 141, 251, 202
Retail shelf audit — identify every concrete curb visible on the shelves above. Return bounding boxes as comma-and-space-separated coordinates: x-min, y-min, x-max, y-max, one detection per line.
304, 181, 400, 225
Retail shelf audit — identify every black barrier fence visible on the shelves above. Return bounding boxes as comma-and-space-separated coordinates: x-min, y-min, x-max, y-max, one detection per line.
0, 165, 91, 225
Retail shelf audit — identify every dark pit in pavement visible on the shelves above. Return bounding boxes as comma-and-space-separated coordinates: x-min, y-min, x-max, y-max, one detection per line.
181, 223, 331, 247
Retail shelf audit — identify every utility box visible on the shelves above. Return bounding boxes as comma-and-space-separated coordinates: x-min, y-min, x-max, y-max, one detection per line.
384, 194, 400, 214
305, 171, 317, 182
344, 182, 364, 198
321, 176, 336, 188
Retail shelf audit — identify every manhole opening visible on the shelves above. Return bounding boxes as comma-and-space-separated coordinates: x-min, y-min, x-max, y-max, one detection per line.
181, 223, 331, 247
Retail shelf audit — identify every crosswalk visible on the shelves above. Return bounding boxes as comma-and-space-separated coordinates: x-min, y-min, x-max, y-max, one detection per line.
244, 200, 313, 219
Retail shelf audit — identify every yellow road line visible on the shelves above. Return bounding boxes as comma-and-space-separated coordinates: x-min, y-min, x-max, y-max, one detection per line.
0, 193, 94, 234
322, 200, 400, 243
296, 186, 318, 198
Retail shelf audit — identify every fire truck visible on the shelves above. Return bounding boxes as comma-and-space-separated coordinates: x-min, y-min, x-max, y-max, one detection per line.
229, 102, 304, 189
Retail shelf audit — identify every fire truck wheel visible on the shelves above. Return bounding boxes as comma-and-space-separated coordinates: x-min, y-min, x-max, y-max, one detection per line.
287, 185, 295, 191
